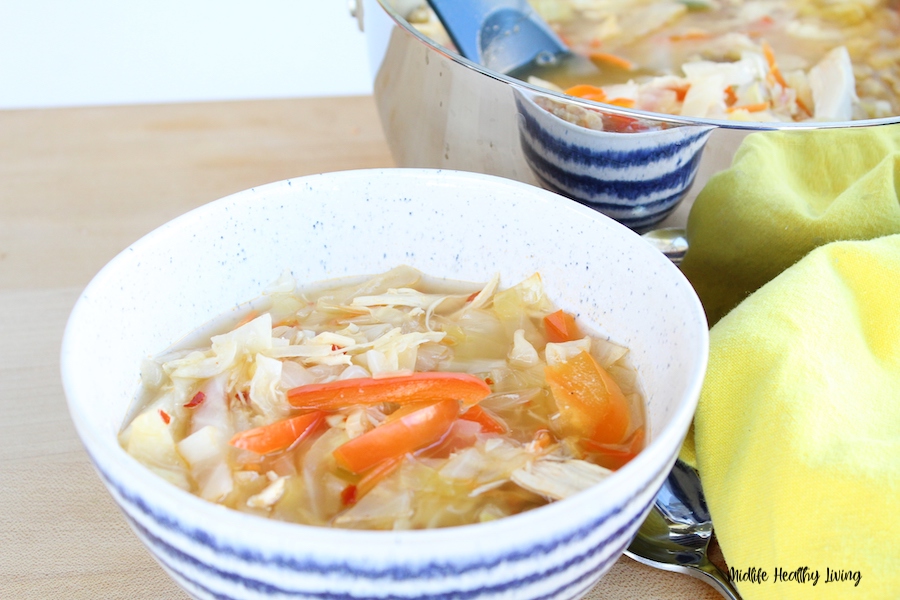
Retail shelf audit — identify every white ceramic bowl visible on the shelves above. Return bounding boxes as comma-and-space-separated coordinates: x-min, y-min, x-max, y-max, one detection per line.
61, 169, 708, 600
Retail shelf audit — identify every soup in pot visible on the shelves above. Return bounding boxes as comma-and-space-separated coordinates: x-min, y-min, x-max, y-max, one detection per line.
409, 0, 900, 124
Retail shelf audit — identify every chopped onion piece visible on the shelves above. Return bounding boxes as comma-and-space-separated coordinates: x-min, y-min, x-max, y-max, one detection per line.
511, 459, 613, 501
545, 338, 592, 366
509, 329, 540, 367
247, 476, 287, 509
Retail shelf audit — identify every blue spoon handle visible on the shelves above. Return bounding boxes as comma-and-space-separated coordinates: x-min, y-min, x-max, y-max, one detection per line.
425, 0, 569, 73
425, 0, 498, 62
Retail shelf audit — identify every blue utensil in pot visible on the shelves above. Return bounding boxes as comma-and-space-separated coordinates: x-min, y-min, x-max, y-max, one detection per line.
425, 0, 572, 74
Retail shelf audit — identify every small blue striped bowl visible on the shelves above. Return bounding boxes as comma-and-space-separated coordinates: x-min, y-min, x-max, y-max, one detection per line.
61, 169, 708, 600
515, 90, 714, 231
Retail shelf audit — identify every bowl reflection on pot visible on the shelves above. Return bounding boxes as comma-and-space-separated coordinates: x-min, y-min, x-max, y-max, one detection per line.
514, 90, 714, 231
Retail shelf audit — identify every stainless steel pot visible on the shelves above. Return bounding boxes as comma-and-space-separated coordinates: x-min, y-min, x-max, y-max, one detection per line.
358, 0, 900, 231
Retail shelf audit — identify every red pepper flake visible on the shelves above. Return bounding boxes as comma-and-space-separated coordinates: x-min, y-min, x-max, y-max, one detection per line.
484, 377, 495, 386
341, 484, 358, 506
331, 344, 340, 352
466, 291, 479, 302
158, 409, 171, 425
184, 391, 206, 408
235, 391, 249, 404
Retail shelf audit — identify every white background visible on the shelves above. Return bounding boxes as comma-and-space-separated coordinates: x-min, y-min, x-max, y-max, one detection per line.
0, 0, 374, 110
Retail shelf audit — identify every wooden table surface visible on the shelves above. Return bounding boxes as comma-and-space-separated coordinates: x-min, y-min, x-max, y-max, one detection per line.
0, 95, 720, 599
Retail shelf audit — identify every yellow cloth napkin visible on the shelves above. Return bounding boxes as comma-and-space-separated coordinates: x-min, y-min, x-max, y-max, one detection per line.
678, 128, 900, 599
680, 127, 900, 326
691, 235, 900, 599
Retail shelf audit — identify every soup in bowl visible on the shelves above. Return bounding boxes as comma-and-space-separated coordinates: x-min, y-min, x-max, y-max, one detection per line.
62, 168, 708, 599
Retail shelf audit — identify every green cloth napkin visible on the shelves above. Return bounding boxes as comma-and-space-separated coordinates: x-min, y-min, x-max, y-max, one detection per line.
680, 127, 900, 326
678, 127, 900, 599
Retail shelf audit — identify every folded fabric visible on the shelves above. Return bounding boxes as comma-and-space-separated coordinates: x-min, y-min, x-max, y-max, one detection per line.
688, 234, 900, 599
680, 126, 900, 326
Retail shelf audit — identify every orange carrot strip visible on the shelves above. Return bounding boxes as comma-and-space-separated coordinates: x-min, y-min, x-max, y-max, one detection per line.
672, 84, 691, 102
565, 84, 607, 102
460, 404, 507, 434
341, 455, 405, 506
795, 96, 812, 117
333, 398, 460, 474
726, 102, 770, 113
229, 411, 325, 454
356, 457, 402, 497
669, 30, 712, 42
545, 351, 630, 446
544, 309, 581, 343
760, 41, 811, 119
761, 41, 788, 88
608, 98, 636, 108
724, 86, 738, 107
589, 52, 635, 71
287, 372, 491, 410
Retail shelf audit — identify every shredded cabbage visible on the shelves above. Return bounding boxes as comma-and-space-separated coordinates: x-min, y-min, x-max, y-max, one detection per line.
121, 267, 646, 530
249, 354, 287, 422
487, 0, 900, 122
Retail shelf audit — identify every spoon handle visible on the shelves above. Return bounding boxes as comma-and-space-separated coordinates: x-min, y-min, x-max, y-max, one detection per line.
690, 561, 742, 600
425, 0, 501, 61
641, 227, 688, 265
425, 0, 569, 73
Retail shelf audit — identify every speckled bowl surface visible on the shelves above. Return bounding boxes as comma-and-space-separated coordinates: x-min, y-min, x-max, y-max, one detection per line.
61, 168, 708, 600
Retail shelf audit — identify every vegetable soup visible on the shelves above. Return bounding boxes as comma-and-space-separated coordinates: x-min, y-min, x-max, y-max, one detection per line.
119, 267, 646, 530
410, 0, 900, 124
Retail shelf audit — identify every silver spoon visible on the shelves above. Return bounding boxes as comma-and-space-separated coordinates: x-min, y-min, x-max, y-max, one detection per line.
641, 227, 689, 265
625, 459, 742, 599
